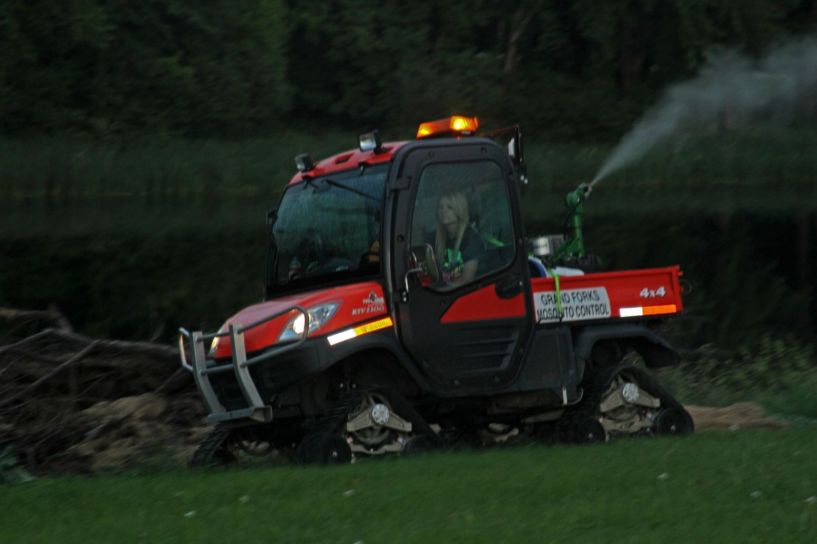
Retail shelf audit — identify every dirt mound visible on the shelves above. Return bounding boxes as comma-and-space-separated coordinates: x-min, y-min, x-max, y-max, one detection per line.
685, 402, 790, 431
66, 394, 210, 472
0, 326, 208, 474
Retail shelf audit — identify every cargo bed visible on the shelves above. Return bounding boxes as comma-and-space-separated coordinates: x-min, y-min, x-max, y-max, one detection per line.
530, 266, 684, 324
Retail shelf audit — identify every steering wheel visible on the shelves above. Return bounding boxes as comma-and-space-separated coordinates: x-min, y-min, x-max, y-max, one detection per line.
410, 244, 440, 283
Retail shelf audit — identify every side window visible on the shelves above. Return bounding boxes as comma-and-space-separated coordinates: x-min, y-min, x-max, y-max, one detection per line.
410, 161, 514, 291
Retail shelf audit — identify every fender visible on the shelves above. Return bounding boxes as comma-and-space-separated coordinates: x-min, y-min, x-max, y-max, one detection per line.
258, 329, 430, 418
312, 329, 432, 392
572, 323, 680, 369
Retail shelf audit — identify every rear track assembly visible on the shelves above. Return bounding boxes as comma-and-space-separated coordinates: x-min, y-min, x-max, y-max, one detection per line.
559, 364, 693, 443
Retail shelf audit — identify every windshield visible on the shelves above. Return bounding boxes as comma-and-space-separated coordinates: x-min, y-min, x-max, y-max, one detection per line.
267, 164, 388, 294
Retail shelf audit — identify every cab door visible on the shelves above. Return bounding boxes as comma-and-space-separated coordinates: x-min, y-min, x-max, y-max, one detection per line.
389, 140, 534, 393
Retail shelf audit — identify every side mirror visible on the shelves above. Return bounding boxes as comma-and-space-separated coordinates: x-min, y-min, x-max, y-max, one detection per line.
510, 127, 524, 165
480, 124, 526, 183
508, 131, 527, 184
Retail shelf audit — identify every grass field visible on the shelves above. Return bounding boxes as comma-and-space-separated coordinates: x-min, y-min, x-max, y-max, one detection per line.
2, 430, 816, 543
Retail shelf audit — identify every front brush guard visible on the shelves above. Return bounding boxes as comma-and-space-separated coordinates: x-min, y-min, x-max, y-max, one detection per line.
178, 306, 309, 423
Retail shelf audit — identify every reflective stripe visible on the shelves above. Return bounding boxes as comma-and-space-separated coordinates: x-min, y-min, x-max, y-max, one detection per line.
642, 304, 678, 315
327, 317, 394, 346
619, 304, 677, 318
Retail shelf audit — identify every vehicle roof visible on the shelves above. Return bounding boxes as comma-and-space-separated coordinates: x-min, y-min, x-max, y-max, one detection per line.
287, 141, 410, 185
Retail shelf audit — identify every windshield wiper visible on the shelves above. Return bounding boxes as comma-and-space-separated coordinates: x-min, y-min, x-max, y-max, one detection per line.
322, 178, 381, 202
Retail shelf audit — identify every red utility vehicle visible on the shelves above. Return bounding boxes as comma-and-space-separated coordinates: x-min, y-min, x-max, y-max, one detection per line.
179, 116, 693, 464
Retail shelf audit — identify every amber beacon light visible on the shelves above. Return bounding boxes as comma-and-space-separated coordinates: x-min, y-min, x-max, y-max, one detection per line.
416, 115, 479, 139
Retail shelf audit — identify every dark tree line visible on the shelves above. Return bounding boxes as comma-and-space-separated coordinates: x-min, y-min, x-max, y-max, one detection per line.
1, 0, 815, 138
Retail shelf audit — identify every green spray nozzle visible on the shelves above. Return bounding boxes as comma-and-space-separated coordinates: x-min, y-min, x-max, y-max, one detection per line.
554, 182, 592, 261
565, 182, 592, 208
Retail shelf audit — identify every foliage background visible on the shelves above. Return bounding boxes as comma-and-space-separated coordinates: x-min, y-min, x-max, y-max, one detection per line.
1, 1, 816, 363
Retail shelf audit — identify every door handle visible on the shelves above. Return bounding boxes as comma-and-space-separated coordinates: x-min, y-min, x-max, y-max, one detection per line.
495, 276, 523, 299
401, 267, 424, 301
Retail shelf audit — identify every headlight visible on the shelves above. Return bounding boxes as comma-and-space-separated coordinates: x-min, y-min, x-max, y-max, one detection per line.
279, 303, 340, 342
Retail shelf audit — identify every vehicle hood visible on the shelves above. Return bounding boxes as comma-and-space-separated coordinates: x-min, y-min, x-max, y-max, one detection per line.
212, 281, 388, 358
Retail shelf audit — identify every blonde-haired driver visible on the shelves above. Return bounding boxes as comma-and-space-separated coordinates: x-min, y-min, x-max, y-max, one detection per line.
434, 191, 484, 287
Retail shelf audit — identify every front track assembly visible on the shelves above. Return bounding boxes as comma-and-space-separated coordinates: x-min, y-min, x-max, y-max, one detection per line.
295, 387, 439, 464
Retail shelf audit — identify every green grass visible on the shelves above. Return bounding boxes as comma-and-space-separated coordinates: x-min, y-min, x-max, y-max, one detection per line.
759, 386, 817, 422
656, 338, 817, 416
2, 431, 817, 543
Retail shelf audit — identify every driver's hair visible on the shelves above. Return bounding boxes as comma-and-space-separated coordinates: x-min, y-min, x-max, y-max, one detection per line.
435, 190, 469, 265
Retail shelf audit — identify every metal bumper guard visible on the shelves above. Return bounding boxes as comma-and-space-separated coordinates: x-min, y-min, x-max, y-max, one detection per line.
178, 306, 308, 423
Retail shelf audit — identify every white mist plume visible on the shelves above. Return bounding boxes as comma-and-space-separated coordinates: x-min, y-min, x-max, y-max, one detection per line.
592, 37, 817, 186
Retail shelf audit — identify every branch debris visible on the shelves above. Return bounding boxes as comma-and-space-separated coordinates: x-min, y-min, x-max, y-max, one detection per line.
1, 312, 207, 475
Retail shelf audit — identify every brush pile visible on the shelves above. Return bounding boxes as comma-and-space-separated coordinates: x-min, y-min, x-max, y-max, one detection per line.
0, 308, 208, 474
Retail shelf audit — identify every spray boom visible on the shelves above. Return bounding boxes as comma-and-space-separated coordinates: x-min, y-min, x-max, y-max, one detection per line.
554, 182, 592, 261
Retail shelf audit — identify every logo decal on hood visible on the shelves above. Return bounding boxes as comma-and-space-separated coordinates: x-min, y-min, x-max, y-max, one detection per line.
352, 291, 386, 316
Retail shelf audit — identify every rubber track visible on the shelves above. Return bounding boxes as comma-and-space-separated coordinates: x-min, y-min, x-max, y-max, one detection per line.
559, 365, 620, 434
375, 386, 440, 443
188, 425, 233, 467
624, 365, 694, 433
295, 390, 361, 463
561, 363, 693, 435
314, 390, 362, 435
297, 387, 439, 462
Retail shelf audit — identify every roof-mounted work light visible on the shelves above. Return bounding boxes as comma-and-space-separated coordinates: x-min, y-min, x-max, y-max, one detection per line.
359, 130, 383, 153
416, 115, 479, 139
294, 153, 315, 172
